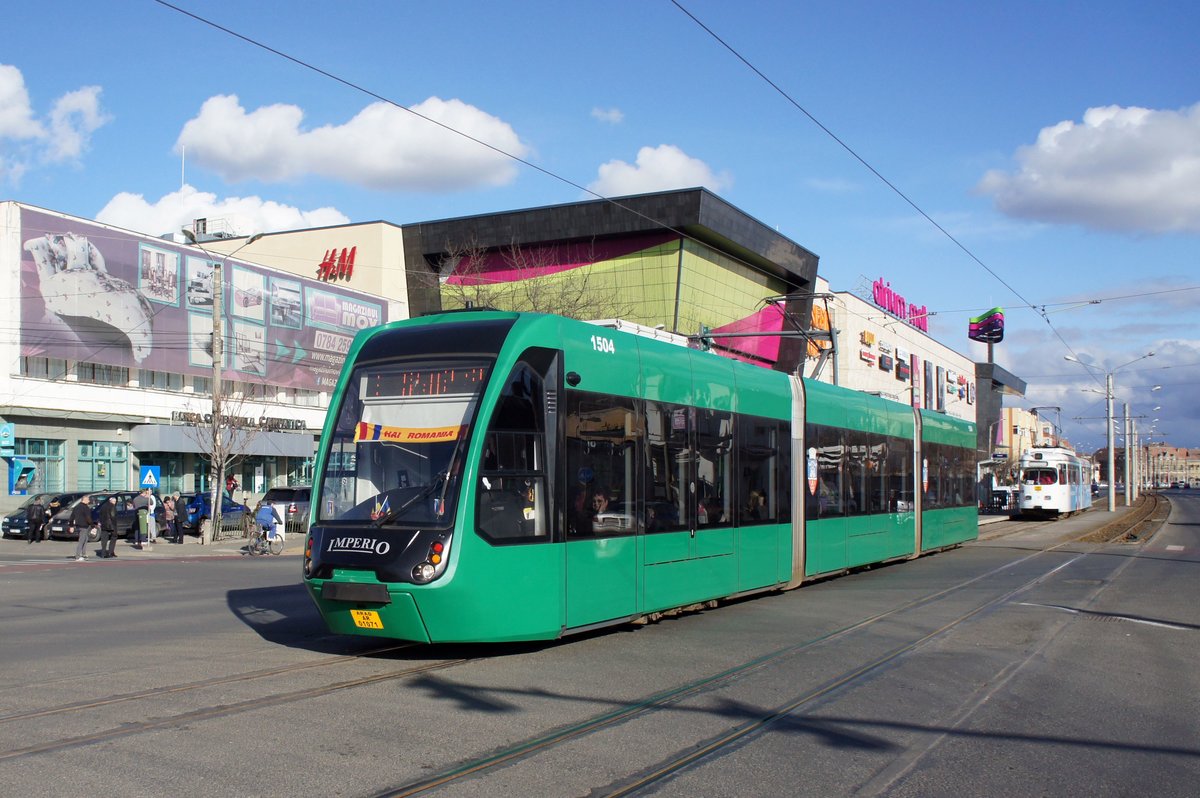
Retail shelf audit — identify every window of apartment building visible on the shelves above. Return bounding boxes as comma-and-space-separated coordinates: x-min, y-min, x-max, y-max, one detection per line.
138, 369, 185, 391
14, 438, 66, 492
20, 357, 70, 380
75, 362, 129, 386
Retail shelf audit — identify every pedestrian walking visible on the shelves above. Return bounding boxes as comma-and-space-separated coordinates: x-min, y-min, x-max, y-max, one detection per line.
147, 491, 159, 544
171, 491, 185, 543
26, 496, 46, 544
164, 493, 177, 544
70, 495, 96, 561
132, 488, 150, 549
98, 495, 119, 558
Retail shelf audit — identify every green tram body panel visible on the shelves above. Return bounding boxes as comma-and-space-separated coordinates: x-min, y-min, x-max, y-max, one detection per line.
304, 311, 977, 643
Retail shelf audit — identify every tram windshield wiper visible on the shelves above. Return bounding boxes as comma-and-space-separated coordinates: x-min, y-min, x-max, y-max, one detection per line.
373, 472, 447, 527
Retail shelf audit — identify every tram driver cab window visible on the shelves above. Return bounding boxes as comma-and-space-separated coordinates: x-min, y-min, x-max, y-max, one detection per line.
476, 350, 555, 543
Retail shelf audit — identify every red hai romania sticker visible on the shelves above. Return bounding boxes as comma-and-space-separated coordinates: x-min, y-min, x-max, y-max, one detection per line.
354, 422, 464, 443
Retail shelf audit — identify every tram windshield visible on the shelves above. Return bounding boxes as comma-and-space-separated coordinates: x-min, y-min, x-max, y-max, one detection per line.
1022, 468, 1058, 485
317, 359, 491, 527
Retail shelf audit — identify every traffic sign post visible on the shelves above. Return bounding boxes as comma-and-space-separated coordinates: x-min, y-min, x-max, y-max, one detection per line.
139, 465, 162, 490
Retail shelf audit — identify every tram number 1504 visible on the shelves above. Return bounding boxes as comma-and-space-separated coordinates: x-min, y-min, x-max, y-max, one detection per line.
590, 335, 616, 354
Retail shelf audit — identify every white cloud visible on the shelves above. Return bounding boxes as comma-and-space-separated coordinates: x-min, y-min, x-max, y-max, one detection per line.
0, 64, 45, 139
176, 94, 528, 191
0, 63, 110, 182
977, 103, 1200, 234
591, 107, 624, 125
587, 144, 731, 197
44, 86, 110, 162
95, 184, 350, 237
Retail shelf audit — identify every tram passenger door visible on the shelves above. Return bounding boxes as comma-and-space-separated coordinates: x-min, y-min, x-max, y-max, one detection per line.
562, 381, 639, 630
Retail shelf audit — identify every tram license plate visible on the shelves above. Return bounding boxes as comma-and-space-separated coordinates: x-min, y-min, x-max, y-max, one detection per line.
350, 610, 384, 630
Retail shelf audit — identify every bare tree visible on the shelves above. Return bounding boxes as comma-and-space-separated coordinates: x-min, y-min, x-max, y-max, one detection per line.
178, 391, 264, 544
438, 238, 637, 321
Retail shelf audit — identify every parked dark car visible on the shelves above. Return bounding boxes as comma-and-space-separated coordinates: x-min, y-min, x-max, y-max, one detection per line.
183, 492, 250, 534
261, 485, 311, 533
46, 491, 166, 541
2, 492, 86, 539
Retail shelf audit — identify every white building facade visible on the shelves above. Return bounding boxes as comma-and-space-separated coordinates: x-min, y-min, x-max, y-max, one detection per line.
0, 202, 399, 512
805, 277, 977, 423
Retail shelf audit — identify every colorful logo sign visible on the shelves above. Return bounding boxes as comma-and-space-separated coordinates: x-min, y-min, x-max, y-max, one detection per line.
872, 277, 929, 332
968, 307, 1005, 343
317, 246, 357, 282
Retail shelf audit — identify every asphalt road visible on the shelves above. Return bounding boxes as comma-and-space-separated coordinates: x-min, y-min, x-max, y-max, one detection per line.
1, 497, 1197, 797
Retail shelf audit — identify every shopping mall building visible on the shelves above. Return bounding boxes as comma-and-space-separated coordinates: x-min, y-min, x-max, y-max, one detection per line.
0, 188, 1021, 511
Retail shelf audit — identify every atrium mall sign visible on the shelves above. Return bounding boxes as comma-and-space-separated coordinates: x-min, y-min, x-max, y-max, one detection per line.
872, 277, 929, 332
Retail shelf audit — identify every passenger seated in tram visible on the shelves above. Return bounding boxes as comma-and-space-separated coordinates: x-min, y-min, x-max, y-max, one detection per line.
746, 489, 765, 520
570, 467, 596, 536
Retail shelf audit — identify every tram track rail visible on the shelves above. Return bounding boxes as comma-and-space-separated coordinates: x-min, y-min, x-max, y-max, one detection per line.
0, 642, 415, 725
1, 524, 1144, 783
0, 646, 482, 763
368, 538, 1097, 798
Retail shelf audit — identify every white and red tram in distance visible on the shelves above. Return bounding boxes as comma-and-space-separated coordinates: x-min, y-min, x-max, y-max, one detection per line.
1017, 446, 1093, 519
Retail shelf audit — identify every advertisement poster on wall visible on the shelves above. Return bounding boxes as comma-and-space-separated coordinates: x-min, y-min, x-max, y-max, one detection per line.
18, 208, 384, 392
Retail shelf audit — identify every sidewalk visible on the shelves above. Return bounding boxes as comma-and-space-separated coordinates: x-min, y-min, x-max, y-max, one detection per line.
0, 532, 300, 561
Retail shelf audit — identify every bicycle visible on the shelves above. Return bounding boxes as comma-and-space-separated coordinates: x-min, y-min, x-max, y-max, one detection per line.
247, 525, 285, 556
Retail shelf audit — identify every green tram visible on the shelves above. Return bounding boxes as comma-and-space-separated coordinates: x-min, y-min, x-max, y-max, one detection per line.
303, 311, 978, 643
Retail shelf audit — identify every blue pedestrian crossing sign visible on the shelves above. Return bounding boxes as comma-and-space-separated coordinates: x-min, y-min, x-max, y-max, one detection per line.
139, 466, 161, 489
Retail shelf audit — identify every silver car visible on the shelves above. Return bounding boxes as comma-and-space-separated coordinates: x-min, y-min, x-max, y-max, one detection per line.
262, 485, 311, 534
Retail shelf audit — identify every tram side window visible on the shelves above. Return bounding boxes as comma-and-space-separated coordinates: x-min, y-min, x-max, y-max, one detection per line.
565, 392, 639, 537
738, 416, 787, 525
926, 443, 973, 509
477, 358, 550, 543
645, 402, 690, 533
924, 443, 945, 509
805, 423, 845, 520
844, 430, 889, 516
1023, 468, 1057, 486
844, 430, 866, 516
885, 434, 915, 512
696, 408, 732, 527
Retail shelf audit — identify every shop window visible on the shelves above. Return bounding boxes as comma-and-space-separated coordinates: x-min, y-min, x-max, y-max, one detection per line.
14, 438, 66, 492
79, 441, 128, 491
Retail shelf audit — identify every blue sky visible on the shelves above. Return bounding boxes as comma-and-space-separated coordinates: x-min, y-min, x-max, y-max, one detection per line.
2, 0, 1198, 448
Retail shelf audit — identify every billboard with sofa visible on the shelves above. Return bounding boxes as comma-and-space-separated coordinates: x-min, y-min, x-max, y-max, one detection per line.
19, 207, 384, 392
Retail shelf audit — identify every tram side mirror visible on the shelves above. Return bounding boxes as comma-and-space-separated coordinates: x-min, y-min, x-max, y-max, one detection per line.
566, 371, 581, 386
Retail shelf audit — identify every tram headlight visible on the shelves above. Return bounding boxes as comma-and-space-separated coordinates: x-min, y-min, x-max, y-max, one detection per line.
412, 562, 437, 583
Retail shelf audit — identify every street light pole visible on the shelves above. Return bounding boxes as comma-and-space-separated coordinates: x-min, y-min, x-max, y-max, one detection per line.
1106, 373, 1115, 512
1065, 351, 1154, 513
182, 229, 263, 543
1123, 401, 1132, 506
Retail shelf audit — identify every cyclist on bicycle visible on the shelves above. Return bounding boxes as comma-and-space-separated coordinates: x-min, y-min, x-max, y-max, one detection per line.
255, 499, 284, 542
